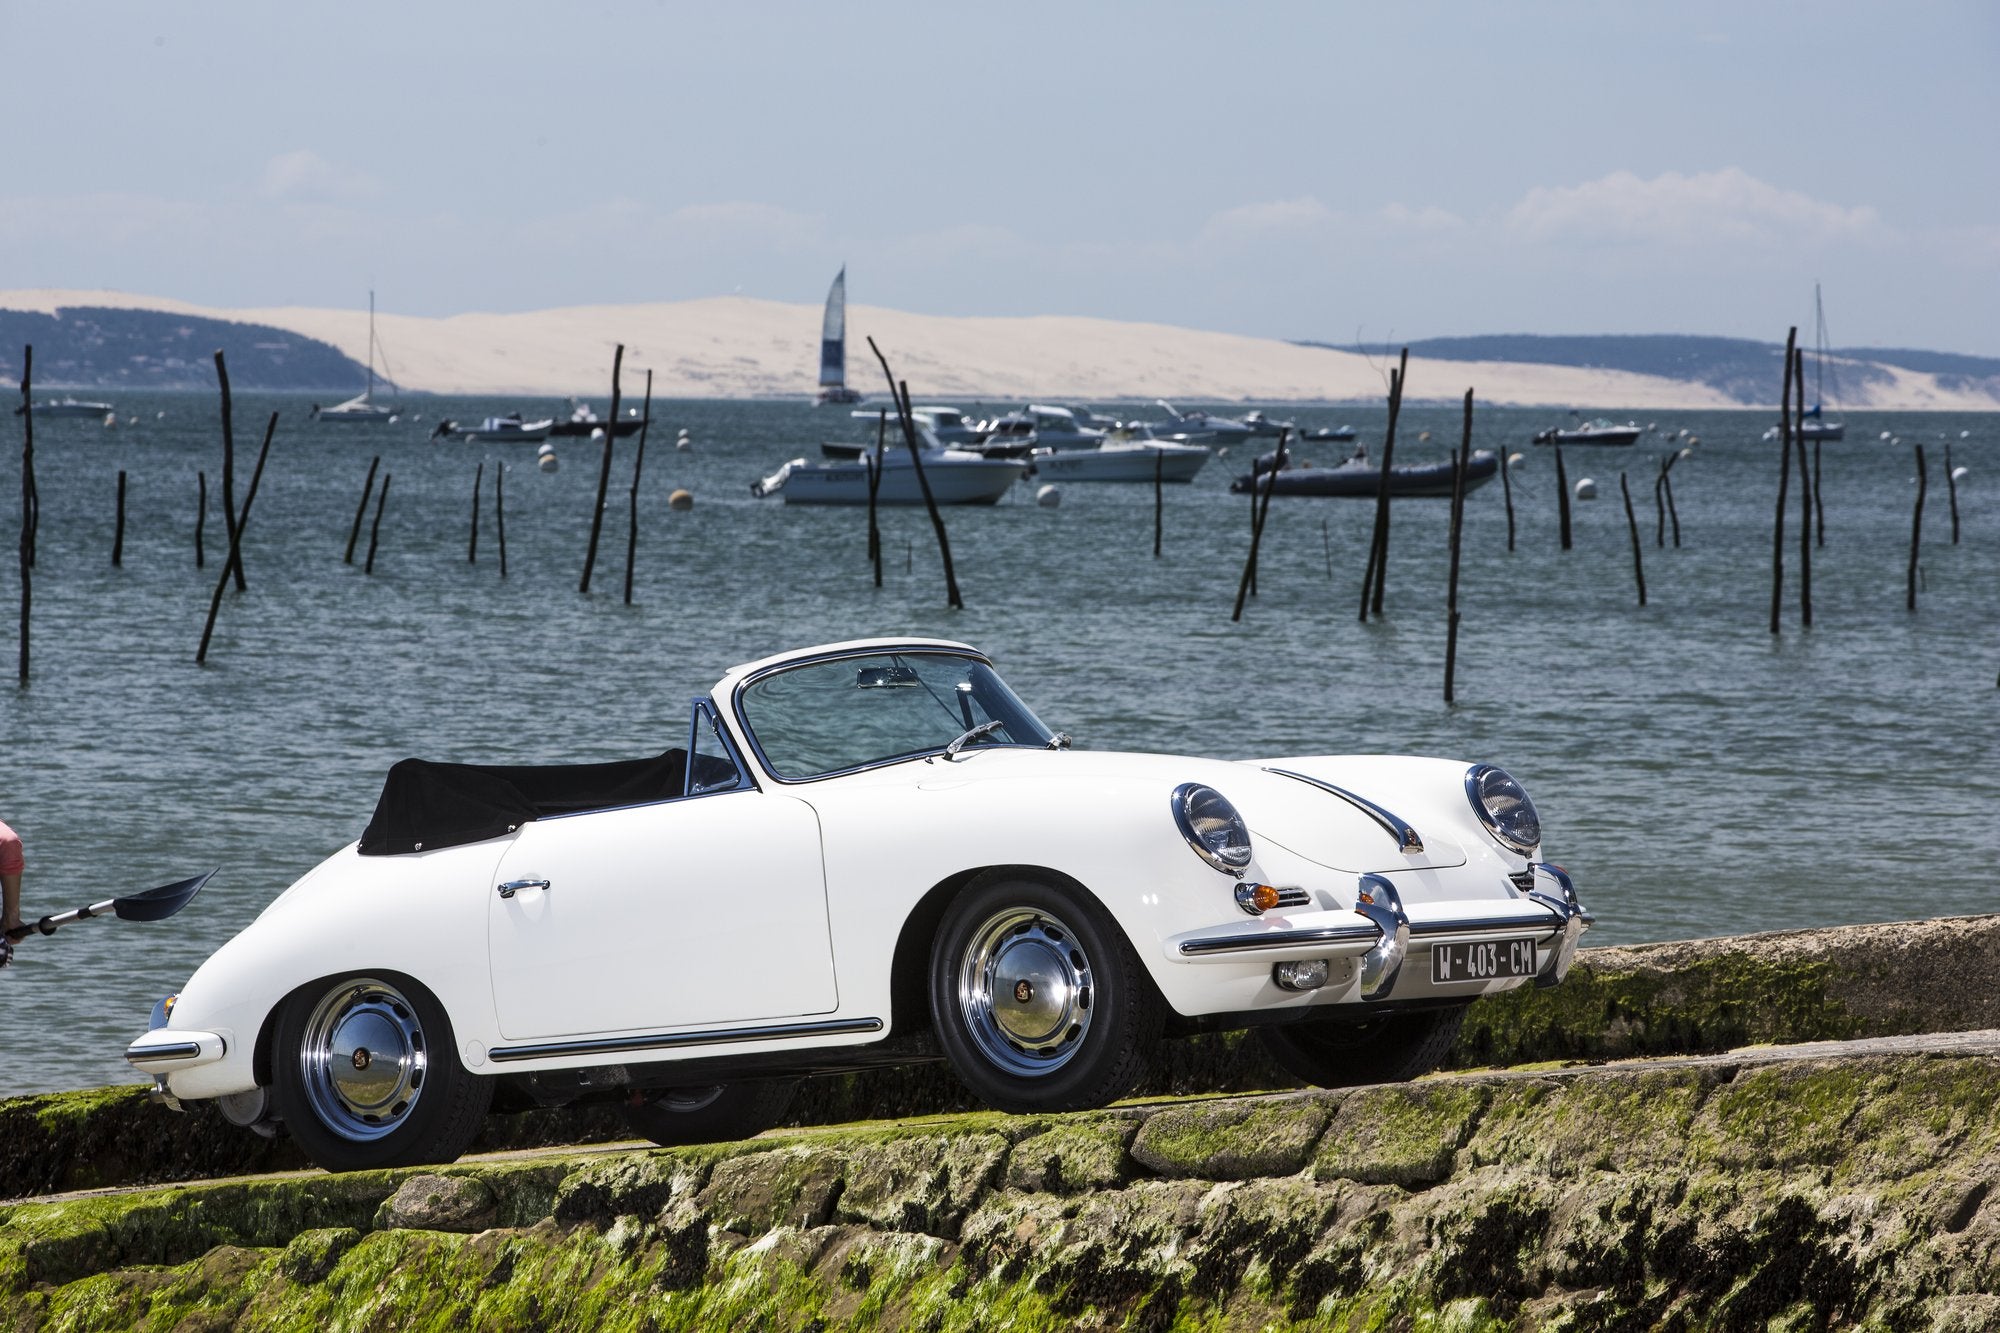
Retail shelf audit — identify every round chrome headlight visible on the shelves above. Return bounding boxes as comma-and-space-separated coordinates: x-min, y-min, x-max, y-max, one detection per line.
1466, 765, 1541, 854
1172, 783, 1253, 875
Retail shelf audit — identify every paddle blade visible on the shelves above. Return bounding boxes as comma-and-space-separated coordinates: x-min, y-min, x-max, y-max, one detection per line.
110, 870, 217, 923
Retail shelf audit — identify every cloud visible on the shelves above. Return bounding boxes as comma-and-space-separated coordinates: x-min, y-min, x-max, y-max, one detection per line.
1505, 168, 1884, 247
1200, 197, 1335, 241
260, 150, 382, 202
1377, 202, 1467, 233
659, 201, 823, 251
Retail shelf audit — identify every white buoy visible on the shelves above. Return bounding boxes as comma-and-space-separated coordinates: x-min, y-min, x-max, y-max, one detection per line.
1678, 447, 1695, 461
1506, 452, 1526, 469
1951, 466, 1969, 482
1574, 478, 1598, 500
538, 453, 559, 473
536, 442, 555, 456
590, 427, 605, 441
667, 488, 694, 511
1686, 436, 1698, 446
1880, 431, 1893, 441
1035, 484, 1061, 508
1418, 430, 1432, 442
676, 428, 692, 452
1960, 430, 1971, 439
156, 411, 166, 420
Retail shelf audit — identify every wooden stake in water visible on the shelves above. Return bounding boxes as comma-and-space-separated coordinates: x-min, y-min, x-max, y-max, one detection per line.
1154, 447, 1164, 559
112, 470, 126, 567
867, 410, 885, 586
195, 470, 207, 569
213, 350, 246, 593
1771, 326, 1797, 635
624, 369, 653, 607
1555, 447, 1572, 551
1500, 445, 1516, 552
866, 337, 961, 608
1367, 352, 1407, 617
1793, 348, 1812, 628
578, 343, 624, 595
495, 463, 508, 580
196, 413, 276, 665
1813, 440, 1825, 548
468, 462, 482, 564
1908, 444, 1926, 612
345, 456, 380, 565
1444, 390, 1472, 703
365, 473, 391, 576
1232, 430, 1287, 623
17, 344, 31, 686
1619, 471, 1646, 607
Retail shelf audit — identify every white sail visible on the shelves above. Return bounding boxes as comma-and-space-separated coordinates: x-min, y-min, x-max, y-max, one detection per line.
818, 266, 847, 389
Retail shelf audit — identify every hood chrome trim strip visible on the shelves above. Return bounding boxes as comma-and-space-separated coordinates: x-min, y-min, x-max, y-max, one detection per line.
1264, 767, 1424, 854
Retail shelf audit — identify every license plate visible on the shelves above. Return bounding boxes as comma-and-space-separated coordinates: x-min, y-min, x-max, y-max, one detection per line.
1430, 939, 1537, 983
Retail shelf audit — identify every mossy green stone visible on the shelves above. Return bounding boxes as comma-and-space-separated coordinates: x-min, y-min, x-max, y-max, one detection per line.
1315, 1082, 1490, 1188
1129, 1095, 1332, 1179
1002, 1118, 1139, 1194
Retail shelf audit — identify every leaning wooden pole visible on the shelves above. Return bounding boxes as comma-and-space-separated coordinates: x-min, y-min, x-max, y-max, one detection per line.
1443, 390, 1472, 704
17, 346, 31, 686
1555, 447, 1572, 551
867, 409, 885, 583
866, 337, 961, 608
1500, 448, 1516, 552
623, 370, 653, 607
196, 412, 276, 665
1245, 429, 1290, 599
345, 456, 379, 564
1771, 327, 1797, 635
1232, 438, 1283, 623
1907, 444, 1926, 613
1794, 348, 1813, 628
578, 343, 624, 594
213, 350, 246, 592
1368, 351, 1408, 616
468, 462, 483, 564
1945, 444, 1961, 545
1620, 472, 1646, 608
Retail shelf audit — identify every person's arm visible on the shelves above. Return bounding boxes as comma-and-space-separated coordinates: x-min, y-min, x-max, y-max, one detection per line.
2, 869, 20, 935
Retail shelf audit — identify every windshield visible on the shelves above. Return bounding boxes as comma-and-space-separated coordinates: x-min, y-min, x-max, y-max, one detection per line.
738, 651, 1056, 780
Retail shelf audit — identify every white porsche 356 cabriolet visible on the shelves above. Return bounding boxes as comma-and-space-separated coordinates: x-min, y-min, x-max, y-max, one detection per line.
128, 638, 1589, 1172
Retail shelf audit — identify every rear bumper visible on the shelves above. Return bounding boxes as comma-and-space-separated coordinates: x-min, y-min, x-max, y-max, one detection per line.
1163, 863, 1591, 1006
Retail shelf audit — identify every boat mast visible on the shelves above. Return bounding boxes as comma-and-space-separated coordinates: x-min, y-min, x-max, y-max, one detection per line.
367, 290, 377, 404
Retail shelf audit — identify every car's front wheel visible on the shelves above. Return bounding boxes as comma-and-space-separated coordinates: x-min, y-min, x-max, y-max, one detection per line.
621, 1080, 799, 1148
1255, 1005, 1467, 1088
929, 873, 1160, 1113
271, 972, 492, 1172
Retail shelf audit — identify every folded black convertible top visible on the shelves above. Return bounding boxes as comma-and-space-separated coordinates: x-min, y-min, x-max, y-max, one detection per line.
357, 750, 687, 856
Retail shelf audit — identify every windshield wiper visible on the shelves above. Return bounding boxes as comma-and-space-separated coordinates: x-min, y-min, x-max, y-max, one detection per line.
942, 720, 1004, 760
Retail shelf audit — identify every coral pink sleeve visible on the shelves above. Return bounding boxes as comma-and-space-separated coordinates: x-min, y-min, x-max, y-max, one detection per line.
0, 822, 22, 876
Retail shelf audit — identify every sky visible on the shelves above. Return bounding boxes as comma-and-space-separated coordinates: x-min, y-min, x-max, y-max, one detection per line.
4, 1, 1996, 355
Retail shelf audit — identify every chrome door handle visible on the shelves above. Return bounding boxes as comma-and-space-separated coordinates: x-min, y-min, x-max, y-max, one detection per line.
497, 878, 551, 900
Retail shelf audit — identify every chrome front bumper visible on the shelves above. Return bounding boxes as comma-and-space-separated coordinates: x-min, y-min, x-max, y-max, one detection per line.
1169, 862, 1592, 1002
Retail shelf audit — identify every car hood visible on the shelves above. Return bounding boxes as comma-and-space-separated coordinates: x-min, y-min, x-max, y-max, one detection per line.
798, 747, 1485, 873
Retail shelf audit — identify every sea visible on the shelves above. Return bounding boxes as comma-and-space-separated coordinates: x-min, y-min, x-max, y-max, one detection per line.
2, 391, 1994, 1096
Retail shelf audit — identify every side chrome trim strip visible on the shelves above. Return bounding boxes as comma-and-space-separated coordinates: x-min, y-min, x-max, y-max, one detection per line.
1178, 923, 1380, 956
125, 1041, 204, 1064
1264, 768, 1424, 854
488, 1016, 885, 1064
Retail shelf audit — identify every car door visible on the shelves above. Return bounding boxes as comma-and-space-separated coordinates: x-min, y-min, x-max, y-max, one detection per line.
485, 786, 836, 1042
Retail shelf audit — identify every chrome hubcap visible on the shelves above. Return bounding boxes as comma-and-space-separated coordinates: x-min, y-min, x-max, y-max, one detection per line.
956, 906, 1094, 1077
299, 978, 426, 1142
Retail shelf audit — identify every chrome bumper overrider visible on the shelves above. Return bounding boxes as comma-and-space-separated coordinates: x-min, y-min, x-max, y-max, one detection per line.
124, 1028, 227, 1074
1172, 862, 1592, 1001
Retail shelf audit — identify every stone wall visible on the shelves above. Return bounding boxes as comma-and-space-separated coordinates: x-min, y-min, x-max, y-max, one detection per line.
7, 1048, 2000, 1329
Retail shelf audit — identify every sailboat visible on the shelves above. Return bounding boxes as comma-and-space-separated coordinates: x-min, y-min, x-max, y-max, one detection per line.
1796, 284, 1844, 442
813, 266, 865, 406
313, 291, 400, 424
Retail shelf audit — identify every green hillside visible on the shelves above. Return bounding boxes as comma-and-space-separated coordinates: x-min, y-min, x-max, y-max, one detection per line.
0, 306, 378, 392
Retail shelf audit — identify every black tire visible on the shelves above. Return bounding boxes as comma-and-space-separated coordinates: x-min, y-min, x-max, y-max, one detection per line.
270, 972, 492, 1172
622, 1080, 799, 1148
929, 873, 1160, 1113
1255, 1005, 1467, 1089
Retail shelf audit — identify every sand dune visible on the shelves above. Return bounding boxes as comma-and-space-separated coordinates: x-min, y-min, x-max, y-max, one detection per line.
3, 288, 1991, 410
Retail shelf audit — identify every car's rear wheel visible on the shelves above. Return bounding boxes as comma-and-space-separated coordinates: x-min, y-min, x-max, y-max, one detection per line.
271, 972, 491, 1172
1255, 1005, 1467, 1088
622, 1080, 798, 1147
929, 873, 1159, 1113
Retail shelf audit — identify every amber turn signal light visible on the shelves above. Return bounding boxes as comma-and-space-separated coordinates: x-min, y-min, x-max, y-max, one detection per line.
1233, 882, 1282, 915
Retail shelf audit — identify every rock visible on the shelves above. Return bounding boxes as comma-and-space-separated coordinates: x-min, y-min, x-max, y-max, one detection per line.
375, 1173, 497, 1233
1130, 1095, 1330, 1179
277, 1227, 362, 1284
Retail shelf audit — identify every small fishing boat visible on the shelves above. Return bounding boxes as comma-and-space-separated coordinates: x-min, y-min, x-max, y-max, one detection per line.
1532, 419, 1641, 446
814, 265, 865, 406
548, 399, 643, 437
1230, 448, 1499, 498
13, 396, 115, 419
1299, 424, 1357, 442
1026, 434, 1210, 483
754, 438, 1027, 506
432, 414, 556, 444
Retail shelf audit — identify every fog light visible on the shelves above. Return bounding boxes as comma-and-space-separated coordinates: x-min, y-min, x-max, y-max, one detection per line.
1234, 882, 1281, 915
1273, 959, 1330, 991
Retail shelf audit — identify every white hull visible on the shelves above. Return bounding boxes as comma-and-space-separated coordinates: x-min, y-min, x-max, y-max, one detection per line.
19, 398, 115, 419
758, 451, 1027, 505
1029, 441, 1210, 483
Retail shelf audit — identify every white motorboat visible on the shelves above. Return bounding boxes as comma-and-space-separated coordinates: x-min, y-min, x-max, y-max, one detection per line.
1533, 418, 1642, 446
754, 433, 1027, 505
313, 291, 400, 424
1146, 400, 1259, 446
813, 266, 865, 406
838, 406, 983, 450
14, 396, 115, 419
978, 404, 1106, 455
1027, 434, 1210, 483
434, 413, 556, 444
